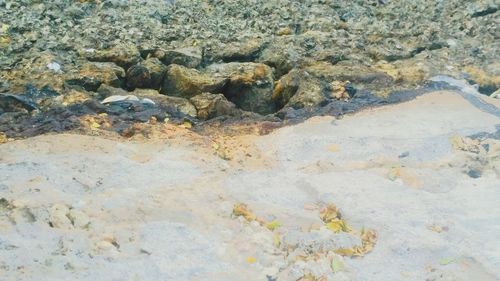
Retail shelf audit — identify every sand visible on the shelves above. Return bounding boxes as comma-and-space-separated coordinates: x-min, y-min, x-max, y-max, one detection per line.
0, 91, 499, 281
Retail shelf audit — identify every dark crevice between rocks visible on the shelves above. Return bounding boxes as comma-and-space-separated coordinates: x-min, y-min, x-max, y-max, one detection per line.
471, 6, 498, 18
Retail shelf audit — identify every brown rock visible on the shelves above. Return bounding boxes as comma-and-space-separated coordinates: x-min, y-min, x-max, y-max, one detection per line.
126, 58, 166, 90
208, 62, 276, 115
161, 64, 227, 98
132, 89, 197, 117
80, 44, 142, 69
157, 47, 202, 69
66, 62, 125, 91
190, 92, 238, 120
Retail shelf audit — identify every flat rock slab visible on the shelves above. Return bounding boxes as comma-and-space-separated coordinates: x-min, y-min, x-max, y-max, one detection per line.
0, 91, 499, 280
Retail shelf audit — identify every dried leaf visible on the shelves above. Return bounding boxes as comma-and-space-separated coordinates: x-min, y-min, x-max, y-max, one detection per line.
335, 248, 355, 256
183, 120, 192, 129
232, 203, 256, 221
326, 219, 350, 233
319, 204, 341, 223
246, 256, 257, 264
335, 229, 377, 257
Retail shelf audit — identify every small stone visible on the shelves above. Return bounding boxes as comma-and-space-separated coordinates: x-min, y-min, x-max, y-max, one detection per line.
47, 62, 62, 73
277, 27, 292, 36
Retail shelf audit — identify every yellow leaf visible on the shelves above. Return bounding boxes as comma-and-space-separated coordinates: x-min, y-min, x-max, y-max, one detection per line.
326, 219, 350, 233
266, 220, 281, 231
232, 203, 256, 222
246, 256, 257, 264
335, 248, 355, 256
183, 120, 192, 129
319, 204, 340, 223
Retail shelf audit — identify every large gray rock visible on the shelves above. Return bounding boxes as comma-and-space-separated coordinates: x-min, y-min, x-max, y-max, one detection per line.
208, 62, 276, 115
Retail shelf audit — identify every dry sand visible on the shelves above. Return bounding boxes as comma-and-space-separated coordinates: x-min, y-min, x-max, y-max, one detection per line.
0, 91, 499, 280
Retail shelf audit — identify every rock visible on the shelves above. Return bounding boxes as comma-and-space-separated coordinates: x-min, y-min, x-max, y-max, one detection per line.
190, 92, 238, 120
463, 66, 500, 95
273, 62, 392, 110
133, 89, 197, 117
258, 37, 304, 77
0, 93, 38, 114
210, 38, 267, 63
208, 62, 276, 115
305, 62, 393, 88
329, 81, 353, 101
490, 89, 500, 99
0, 85, 62, 114
161, 64, 227, 98
273, 69, 327, 110
97, 84, 130, 98
59, 89, 94, 106
80, 44, 142, 69
126, 57, 166, 90
66, 62, 125, 91
156, 47, 202, 69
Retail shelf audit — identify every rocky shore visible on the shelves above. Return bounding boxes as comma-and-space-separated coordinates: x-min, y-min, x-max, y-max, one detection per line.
1, 0, 499, 140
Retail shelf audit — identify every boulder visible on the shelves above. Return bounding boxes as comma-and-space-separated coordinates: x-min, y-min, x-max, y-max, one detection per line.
156, 47, 202, 69
133, 89, 197, 117
209, 38, 267, 63
274, 69, 328, 110
190, 92, 238, 120
208, 62, 276, 115
273, 62, 389, 110
97, 85, 197, 118
161, 64, 227, 98
258, 37, 303, 78
80, 44, 142, 69
66, 62, 125, 91
126, 57, 166, 90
